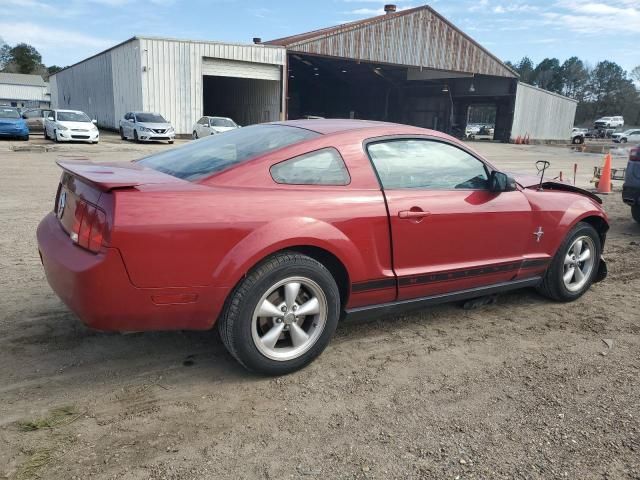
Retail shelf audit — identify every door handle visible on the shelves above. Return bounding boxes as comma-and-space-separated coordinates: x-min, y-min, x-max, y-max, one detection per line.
398, 209, 431, 219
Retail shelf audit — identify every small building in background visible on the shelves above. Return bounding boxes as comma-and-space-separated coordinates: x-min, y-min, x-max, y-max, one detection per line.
0, 73, 50, 109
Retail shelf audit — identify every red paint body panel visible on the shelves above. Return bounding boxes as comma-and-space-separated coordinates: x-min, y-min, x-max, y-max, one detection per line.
36, 120, 608, 332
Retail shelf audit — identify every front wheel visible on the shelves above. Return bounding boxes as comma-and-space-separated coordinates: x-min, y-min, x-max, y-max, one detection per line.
133, 130, 139, 143
168, 140, 174, 144
537, 222, 601, 301
119, 127, 125, 140
620, 138, 627, 143
218, 252, 340, 375
192, 131, 198, 140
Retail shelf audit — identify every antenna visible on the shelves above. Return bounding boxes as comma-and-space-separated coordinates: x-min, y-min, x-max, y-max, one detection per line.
536, 160, 550, 190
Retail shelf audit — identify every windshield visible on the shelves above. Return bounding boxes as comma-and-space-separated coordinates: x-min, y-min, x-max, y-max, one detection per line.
136, 113, 166, 123
211, 118, 236, 127
137, 124, 320, 181
57, 111, 91, 122
0, 108, 21, 119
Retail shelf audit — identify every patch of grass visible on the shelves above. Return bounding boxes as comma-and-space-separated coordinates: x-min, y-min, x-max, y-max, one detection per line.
17, 406, 78, 432
16, 448, 52, 480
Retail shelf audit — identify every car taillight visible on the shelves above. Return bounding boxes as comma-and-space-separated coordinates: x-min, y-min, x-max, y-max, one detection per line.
71, 199, 107, 253
630, 148, 640, 162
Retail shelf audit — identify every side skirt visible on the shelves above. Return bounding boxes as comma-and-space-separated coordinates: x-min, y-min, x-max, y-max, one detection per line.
344, 277, 541, 322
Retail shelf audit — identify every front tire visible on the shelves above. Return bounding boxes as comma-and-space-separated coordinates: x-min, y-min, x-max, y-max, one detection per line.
53, 130, 59, 143
133, 130, 139, 143
192, 131, 198, 140
119, 127, 125, 140
632, 206, 640, 223
620, 138, 627, 143
537, 222, 601, 302
218, 252, 340, 375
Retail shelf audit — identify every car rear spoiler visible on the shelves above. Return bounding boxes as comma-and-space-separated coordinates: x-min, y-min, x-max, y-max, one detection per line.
56, 160, 184, 192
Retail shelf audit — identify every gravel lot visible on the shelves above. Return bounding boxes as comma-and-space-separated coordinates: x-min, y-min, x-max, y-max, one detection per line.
1, 133, 638, 480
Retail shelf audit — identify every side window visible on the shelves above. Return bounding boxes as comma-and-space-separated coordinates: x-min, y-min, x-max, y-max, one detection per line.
270, 148, 350, 186
367, 139, 489, 190
198, 117, 207, 125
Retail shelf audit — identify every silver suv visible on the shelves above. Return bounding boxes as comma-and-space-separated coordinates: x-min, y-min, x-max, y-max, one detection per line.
622, 146, 640, 222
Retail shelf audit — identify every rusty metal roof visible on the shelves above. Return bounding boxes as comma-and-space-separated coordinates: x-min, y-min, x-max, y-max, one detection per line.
265, 5, 517, 78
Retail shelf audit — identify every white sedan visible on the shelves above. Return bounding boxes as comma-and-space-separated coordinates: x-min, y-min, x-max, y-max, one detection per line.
612, 129, 640, 144
44, 109, 99, 144
192, 116, 239, 139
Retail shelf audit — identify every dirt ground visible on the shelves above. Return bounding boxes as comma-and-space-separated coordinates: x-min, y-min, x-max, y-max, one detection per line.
0, 133, 638, 480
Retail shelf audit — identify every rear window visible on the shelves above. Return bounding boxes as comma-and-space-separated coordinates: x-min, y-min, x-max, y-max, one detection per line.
136, 113, 166, 123
137, 124, 320, 181
0, 108, 20, 119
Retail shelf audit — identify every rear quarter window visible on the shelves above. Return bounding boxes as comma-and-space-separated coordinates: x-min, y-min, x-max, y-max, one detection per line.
270, 148, 350, 185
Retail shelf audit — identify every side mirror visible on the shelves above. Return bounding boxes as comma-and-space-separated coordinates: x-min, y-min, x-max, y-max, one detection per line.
489, 171, 517, 192
47, 116, 54, 121
92, 119, 97, 124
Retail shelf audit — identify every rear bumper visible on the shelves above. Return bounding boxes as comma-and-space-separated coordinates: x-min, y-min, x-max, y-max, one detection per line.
37, 212, 228, 331
622, 185, 640, 205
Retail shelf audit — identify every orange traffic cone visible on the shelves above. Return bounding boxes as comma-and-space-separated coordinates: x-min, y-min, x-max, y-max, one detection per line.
597, 153, 612, 194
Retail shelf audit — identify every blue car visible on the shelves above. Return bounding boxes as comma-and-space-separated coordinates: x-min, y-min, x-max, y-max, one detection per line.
0, 107, 29, 140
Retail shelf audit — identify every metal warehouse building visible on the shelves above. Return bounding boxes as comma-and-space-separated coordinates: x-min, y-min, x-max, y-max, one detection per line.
50, 4, 576, 141
0, 73, 50, 109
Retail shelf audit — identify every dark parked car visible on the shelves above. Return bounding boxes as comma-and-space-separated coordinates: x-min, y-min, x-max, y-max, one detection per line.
21, 108, 47, 133
622, 147, 640, 222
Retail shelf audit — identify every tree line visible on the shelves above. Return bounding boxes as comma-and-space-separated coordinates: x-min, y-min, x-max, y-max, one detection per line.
506, 57, 640, 127
0, 39, 63, 80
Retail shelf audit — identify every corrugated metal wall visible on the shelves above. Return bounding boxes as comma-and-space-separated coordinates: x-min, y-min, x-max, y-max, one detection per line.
110, 39, 143, 125
51, 51, 115, 126
140, 38, 286, 134
282, 7, 516, 78
511, 82, 577, 141
0, 83, 49, 103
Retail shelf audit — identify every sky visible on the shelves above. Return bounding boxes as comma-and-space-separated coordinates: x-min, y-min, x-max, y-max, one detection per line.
0, 0, 637, 74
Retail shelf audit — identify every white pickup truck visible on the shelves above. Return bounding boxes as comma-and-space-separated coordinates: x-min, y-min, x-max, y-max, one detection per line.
119, 112, 175, 143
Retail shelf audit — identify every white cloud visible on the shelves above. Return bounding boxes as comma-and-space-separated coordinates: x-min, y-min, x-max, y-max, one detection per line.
0, 22, 112, 51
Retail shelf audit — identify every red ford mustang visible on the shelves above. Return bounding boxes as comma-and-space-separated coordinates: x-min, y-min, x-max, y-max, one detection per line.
37, 120, 608, 374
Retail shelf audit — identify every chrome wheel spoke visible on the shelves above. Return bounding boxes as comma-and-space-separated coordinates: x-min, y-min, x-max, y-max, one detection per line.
289, 322, 310, 348
572, 240, 583, 257
563, 267, 575, 284
261, 323, 285, 350
284, 282, 301, 309
574, 265, 585, 283
296, 297, 319, 317
564, 253, 573, 266
578, 249, 591, 262
258, 299, 283, 318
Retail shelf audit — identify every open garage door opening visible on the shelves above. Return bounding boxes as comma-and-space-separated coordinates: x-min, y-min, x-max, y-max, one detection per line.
287, 54, 517, 142
203, 76, 280, 126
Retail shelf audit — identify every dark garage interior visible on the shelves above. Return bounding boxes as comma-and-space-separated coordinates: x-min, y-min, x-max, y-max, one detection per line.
286, 53, 518, 141
203, 75, 281, 126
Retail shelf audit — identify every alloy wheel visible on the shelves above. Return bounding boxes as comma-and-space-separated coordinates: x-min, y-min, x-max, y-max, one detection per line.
562, 235, 596, 292
251, 276, 327, 361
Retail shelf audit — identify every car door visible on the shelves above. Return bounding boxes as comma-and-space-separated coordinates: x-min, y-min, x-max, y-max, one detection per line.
630, 130, 640, 143
366, 137, 533, 301
197, 117, 207, 137
43, 110, 54, 136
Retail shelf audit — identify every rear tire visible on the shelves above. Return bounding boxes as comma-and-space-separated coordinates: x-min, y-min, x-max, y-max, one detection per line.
537, 222, 601, 302
43, 128, 48, 140
632, 206, 640, 223
218, 252, 340, 375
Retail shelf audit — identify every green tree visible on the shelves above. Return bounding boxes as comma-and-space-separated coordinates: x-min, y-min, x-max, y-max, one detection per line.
560, 57, 588, 100
631, 65, 640, 83
3, 43, 43, 74
515, 57, 535, 84
533, 58, 562, 93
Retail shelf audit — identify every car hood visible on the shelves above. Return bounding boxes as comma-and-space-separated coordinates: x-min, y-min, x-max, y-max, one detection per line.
510, 172, 603, 205
58, 121, 95, 130
212, 126, 236, 133
0, 118, 26, 126
138, 122, 173, 129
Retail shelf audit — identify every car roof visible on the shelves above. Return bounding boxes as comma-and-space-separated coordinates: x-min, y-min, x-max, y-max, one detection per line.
271, 118, 449, 139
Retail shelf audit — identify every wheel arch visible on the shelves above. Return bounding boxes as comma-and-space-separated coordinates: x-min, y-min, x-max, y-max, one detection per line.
578, 214, 609, 248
